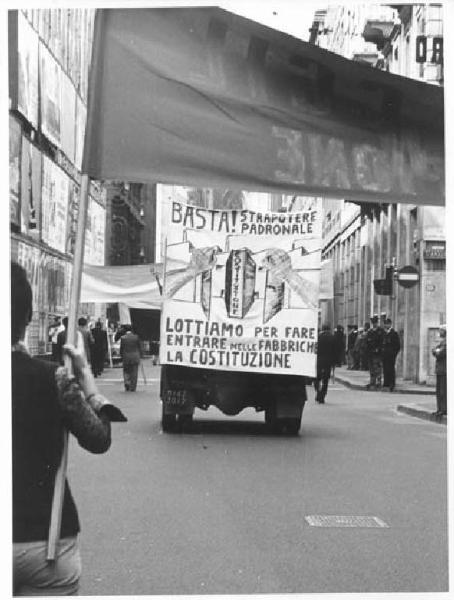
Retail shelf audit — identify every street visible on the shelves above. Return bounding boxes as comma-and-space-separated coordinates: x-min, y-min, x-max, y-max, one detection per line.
68, 359, 448, 595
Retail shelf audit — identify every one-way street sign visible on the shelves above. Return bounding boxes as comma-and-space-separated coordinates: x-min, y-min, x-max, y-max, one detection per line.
397, 265, 419, 288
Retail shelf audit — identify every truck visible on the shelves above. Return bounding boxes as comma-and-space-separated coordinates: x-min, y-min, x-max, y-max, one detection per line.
159, 198, 322, 435
160, 364, 307, 435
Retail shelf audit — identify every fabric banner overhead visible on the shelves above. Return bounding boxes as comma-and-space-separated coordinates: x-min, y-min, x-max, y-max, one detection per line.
81, 263, 162, 308
82, 7, 444, 206
79, 262, 193, 308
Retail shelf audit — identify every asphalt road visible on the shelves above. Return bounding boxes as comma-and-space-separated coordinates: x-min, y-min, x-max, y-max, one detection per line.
68, 360, 448, 595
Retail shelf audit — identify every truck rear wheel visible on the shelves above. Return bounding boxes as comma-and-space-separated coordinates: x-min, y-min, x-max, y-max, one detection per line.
279, 417, 301, 436
177, 413, 193, 432
161, 406, 177, 433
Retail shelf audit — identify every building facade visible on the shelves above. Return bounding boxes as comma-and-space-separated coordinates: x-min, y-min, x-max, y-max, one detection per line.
8, 9, 108, 355
311, 4, 445, 384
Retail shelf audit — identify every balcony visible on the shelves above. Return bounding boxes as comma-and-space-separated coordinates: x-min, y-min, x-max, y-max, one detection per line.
363, 20, 395, 50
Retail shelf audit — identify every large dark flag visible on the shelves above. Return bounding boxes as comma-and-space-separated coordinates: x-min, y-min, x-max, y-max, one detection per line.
82, 7, 444, 205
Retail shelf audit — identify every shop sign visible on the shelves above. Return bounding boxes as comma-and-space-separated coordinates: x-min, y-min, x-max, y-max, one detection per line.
423, 240, 445, 260
416, 35, 443, 64
55, 148, 80, 183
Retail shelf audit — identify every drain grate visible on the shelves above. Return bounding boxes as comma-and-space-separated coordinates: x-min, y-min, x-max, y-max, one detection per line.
305, 515, 389, 528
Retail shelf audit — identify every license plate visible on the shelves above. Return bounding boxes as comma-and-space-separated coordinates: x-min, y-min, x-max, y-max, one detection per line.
165, 390, 189, 407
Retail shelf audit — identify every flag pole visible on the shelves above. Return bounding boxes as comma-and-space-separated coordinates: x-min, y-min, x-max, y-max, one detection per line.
47, 174, 91, 561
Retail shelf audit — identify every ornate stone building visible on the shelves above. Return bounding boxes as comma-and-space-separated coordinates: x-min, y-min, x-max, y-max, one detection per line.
311, 4, 445, 384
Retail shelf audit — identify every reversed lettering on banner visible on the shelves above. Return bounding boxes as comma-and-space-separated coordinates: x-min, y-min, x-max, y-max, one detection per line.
160, 199, 322, 376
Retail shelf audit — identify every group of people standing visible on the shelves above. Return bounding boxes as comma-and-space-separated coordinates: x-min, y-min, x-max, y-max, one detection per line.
316, 318, 447, 419
50, 317, 143, 392
49, 316, 109, 377
314, 316, 401, 403
362, 316, 401, 391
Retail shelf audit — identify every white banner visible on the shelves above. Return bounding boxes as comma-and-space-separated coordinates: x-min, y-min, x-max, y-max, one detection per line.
160, 199, 322, 376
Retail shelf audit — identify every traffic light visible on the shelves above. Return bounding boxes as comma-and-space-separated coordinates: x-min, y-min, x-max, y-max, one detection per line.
373, 266, 394, 296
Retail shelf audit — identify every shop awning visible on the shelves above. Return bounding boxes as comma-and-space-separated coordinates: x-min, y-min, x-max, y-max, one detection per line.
82, 7, 444, 205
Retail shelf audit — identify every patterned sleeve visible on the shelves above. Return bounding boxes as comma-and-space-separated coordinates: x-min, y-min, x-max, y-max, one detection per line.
55, 367, 111, 454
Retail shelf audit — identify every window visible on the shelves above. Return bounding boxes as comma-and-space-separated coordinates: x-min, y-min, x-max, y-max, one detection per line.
425, 259, 445, 272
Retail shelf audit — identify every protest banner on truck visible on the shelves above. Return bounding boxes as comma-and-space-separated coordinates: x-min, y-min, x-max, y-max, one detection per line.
160, 198, 322, 376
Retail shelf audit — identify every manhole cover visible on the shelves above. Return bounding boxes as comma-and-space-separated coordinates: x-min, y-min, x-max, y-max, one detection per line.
305, 515, 389, 528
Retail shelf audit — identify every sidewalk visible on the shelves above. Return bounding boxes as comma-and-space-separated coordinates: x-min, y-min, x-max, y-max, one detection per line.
334, 366, 446, 425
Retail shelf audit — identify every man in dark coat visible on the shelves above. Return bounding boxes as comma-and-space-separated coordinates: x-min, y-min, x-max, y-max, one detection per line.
382, 318, 401, 391
120, 325, 142, 391
366, 315, 385, 390
347, 324, 358, 369
91, 320, 108, 377
333, 325, 346, 367
359, 322, 370, 370
314, 323, 337, 403
432, 324, 447, 417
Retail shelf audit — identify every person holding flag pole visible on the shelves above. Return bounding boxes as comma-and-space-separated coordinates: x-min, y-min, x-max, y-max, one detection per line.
12, 172, 127, 596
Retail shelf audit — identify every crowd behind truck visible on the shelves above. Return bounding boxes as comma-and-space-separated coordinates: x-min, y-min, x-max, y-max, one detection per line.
47, 316, 160, 369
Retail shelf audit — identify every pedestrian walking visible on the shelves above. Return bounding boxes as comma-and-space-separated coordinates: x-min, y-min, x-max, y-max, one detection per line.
359, 322, 370, 370
347, 324, 358, 369
120, 325, 142, 391
333, 324, 346, 367
11, 262, 126, 596
432, 324, 447, 417
314, 323, 337, 403
78, 317, 94, 366
365, 315, 384, 390
91, 320, 108, 377
382, 318, 401, 391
